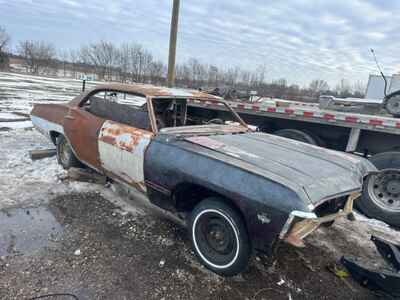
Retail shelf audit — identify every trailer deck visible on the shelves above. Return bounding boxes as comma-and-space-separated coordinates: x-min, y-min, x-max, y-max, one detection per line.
188, 98, 400, 135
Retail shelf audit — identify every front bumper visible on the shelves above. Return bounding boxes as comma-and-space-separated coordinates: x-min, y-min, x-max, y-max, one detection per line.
280, 192, 360, 247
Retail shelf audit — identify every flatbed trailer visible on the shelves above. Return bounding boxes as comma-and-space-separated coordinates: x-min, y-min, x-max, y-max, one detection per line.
187, 97, 400, 227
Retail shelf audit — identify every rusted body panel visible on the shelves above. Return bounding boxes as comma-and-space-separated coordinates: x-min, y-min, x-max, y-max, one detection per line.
63, 109, 105, 170
98, 121, 153, 191
31, 103, 70, 126
81, 83, 223, 100
30, 104, 70, 142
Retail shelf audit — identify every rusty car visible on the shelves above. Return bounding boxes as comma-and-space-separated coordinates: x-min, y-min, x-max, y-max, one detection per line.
30, 84, 377, 276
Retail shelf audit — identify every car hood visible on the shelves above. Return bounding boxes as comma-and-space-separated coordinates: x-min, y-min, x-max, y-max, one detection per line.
184, 132, 376, 206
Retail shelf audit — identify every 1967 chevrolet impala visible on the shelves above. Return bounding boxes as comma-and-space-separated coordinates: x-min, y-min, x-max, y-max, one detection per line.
31, 84, 377, 276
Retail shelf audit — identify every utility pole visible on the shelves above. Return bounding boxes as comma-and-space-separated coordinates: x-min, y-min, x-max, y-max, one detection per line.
167, 0, 180, 87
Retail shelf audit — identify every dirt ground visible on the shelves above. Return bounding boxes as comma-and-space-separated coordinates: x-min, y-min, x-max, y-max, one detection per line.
0, 192, 386, 300
1, 129, 399, 300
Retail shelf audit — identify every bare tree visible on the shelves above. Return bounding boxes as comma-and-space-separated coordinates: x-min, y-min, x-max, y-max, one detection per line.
18, 40, 57, 75
148, 60, 165, 84
58, 49, 69, 77
117, 43, 131, 83
225, 66, 240, 87
207, 65, 219, 87
335, 78, 352, 98
128, 44, 154, 83
68, 49, 79, 78
353, 80, 366, 98
309, 79, 329, 94
0, 26, 10, 53
0, 26, 10, 70
8, 35, 368, 101
252, 64, 267, 87
79, 40, 118, 80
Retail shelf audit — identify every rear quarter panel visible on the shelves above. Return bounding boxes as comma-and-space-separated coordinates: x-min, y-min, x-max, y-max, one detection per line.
30, 103, 70, 141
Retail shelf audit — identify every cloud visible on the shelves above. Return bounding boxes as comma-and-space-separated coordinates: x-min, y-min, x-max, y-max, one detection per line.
1, 0, 399, 86
59, 0, 81, 8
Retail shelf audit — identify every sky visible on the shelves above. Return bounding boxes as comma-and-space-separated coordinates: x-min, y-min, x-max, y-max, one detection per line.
1, 0, 399, 87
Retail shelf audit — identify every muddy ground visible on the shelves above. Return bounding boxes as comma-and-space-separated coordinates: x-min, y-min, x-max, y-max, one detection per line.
1, 129, 399, 300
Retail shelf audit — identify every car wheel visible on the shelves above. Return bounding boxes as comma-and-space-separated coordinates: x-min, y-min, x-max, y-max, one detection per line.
274, 129, 318, 145
357, 152, 400, 227
56, 135, 81, 170
189, 198, 250, 276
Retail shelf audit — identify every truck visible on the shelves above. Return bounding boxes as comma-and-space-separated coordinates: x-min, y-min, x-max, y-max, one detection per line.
187, 76, 400, 228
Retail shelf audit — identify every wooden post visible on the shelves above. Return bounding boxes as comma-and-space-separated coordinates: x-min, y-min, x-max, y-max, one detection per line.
29, 149, 57, 160
167, 0, 180, 87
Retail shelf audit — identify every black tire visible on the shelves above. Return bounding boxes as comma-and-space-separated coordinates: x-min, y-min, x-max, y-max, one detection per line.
357, 152, 400, 227
384, 92, 400, 118
273, 129, 318, 145
303, 130, 326, 147
56, 135, 81, 170
189, 198, 250, 276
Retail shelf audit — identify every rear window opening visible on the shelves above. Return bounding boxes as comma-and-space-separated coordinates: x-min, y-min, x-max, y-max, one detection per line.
83, 91, 150, 130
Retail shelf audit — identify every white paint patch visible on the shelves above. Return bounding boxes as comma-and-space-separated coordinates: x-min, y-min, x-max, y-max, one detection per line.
30, 115, 64, 139
98, 121, 152, 189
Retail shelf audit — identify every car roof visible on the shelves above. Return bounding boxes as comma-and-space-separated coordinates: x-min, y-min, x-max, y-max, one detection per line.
91, 83, 223, 101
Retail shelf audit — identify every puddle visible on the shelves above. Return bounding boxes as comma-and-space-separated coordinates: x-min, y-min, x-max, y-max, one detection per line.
0, 206, 63, 256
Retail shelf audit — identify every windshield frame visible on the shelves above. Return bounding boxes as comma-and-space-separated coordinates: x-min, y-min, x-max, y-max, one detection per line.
148, 96, 248, 134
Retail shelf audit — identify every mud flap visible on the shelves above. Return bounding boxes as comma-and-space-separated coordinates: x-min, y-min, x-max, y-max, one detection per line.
341, 235, 400, 297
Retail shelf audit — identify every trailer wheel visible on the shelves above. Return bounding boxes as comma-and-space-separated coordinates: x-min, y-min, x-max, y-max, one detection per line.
273, 129, 318, 145
303, 130, 326, 147
358, 152, 400, 227
384, 93, 400, 118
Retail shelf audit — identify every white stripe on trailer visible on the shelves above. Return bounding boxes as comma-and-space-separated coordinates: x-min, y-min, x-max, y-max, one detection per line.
189, 98, 400, 131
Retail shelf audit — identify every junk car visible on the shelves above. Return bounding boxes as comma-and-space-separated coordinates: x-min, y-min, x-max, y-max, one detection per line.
31, 84, 376, 275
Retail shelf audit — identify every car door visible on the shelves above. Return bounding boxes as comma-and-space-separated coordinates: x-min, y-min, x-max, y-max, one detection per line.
98, 120, 154, 192
63, 107, 105, 170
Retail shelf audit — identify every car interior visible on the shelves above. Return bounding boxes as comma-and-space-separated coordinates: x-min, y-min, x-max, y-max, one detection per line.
83, 91, 235, 132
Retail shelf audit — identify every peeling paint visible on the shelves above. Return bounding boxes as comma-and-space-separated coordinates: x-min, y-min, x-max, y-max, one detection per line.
99, 120, 153, 189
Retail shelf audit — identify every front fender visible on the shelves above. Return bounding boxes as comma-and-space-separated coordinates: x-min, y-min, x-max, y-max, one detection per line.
144, 137, 309, 253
